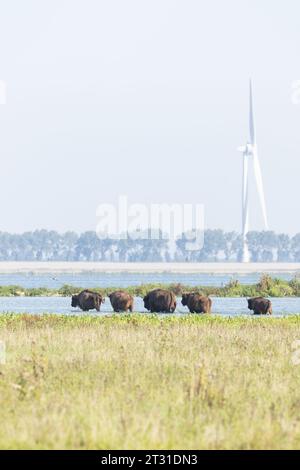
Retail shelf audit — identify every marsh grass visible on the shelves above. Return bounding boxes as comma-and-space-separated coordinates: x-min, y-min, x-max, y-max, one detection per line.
1, 274, 300, 297
1, 314, 300, 449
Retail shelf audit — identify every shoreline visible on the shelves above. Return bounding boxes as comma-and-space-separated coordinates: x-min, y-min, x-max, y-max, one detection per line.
0, 261, 300, 274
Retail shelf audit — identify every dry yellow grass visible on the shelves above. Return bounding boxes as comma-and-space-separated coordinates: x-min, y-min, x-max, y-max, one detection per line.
1, 314, 300, 449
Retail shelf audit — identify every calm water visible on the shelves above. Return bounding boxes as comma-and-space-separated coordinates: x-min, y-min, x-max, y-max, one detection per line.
0, 296, 299, 316
0, 271, 299, 288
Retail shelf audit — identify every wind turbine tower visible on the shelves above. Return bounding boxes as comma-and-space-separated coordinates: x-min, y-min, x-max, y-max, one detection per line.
238, 80, 268, 263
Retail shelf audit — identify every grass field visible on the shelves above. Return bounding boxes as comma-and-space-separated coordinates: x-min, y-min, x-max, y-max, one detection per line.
1, 314, 300, 449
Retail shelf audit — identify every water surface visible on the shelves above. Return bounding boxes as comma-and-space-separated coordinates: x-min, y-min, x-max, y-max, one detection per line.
0, 296, 299, 316
0, 271, 298, 288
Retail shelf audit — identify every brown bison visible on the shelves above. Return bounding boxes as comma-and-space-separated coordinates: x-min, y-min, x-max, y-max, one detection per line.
109, 291, 134, 312
143, 289, 176, 313
247, 297, 272, 315
71, 290, 104, 312
181, 293, 212, 313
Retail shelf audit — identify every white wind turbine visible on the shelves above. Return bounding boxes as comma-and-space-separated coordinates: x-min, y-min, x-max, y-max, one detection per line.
238, 80, 268, 263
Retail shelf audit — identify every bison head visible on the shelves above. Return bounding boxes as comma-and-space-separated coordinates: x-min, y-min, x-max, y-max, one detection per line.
143, 294, 150, 311
181, 293, 190, 306
71, 294, 79, 308
247, 299, 253, 310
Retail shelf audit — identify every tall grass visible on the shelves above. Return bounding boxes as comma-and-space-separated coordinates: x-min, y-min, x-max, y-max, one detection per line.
1, 314, 300, 449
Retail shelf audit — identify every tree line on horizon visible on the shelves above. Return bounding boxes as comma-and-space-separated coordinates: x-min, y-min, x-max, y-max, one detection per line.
0, 229, 299, 262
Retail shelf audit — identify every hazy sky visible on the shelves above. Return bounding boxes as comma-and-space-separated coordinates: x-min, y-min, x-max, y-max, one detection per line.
0, 0, 300, 234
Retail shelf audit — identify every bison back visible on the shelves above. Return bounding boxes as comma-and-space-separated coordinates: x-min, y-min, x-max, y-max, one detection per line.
147, 289, 175, 313
187, 294, 211, 313
78, 290, 102, 311
249, 297, 272, 315
110, 291, 134, 312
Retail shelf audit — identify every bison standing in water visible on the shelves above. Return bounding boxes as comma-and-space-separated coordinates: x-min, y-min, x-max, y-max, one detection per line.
109, 291, 134, 312
143, 289, 176, 313
71, 290, 104, 312
181, 293, 212, 313
247, 297, 272, 315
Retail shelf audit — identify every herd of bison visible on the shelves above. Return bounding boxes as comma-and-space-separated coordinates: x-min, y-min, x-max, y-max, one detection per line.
71, 289, 273, 315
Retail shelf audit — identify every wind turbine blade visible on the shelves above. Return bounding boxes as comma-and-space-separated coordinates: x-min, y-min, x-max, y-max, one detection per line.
252, 147, 268, 229
249, 79, 256, 145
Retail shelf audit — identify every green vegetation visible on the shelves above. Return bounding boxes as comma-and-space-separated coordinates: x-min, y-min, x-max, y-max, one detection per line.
1, 274, 300, 298
1, 314, 300, 449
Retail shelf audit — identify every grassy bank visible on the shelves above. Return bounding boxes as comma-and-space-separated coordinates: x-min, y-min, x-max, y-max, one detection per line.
1, 274, 300, 297
1, 314, 300, 449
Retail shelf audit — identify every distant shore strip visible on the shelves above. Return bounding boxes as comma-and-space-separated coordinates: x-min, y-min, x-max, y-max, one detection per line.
1, 262, 300, 274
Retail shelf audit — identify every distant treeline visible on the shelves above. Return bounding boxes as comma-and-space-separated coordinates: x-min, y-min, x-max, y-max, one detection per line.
0, 229, 299, 262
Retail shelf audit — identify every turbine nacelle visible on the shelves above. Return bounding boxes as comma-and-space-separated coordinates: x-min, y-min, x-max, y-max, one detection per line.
237, 142, 255, 155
